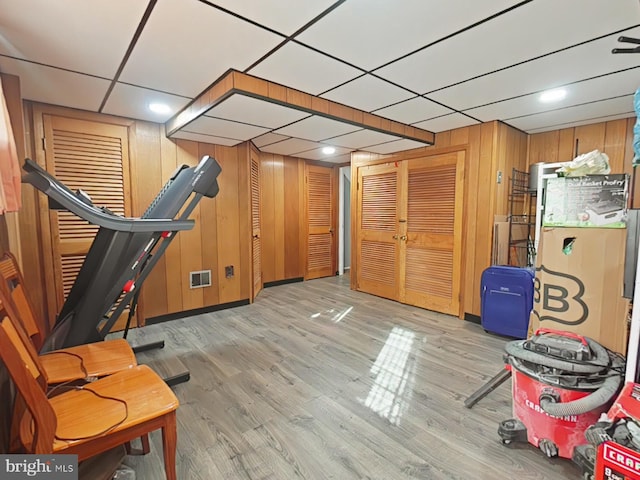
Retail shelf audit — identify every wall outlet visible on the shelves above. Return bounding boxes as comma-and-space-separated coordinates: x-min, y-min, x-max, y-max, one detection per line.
225, 265, 234, 278
190, 270, 212, 289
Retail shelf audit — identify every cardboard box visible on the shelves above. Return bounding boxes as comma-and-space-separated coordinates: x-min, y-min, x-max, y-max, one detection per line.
529, 227, 629, 354
543, 174, 628, 228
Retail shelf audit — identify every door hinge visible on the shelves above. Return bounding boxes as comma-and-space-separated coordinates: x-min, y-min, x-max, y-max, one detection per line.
42, 137, 46, 151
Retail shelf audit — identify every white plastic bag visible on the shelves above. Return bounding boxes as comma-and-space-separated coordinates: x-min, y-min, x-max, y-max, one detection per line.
555, 149, 611, 176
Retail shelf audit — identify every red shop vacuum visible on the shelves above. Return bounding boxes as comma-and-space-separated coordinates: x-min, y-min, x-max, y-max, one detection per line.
499, 329, 625, 459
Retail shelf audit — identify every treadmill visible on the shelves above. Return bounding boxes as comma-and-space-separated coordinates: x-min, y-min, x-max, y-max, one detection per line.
22, 155, 221, 385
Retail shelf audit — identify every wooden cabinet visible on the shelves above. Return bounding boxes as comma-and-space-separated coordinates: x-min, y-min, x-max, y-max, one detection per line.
355, 151, 464, 316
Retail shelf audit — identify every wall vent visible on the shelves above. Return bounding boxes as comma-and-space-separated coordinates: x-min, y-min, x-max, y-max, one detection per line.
190, 270, 212, 289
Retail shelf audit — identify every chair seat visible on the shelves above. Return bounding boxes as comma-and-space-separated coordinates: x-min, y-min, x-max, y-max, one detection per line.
39, 339, 137, 384
20, 365, 178, 452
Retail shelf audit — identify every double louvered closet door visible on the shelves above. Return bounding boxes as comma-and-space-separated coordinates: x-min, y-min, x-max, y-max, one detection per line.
356, 151, 464, 316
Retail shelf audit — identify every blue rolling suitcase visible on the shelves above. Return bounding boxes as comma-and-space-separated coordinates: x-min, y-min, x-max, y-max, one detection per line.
480, 266, 534, 339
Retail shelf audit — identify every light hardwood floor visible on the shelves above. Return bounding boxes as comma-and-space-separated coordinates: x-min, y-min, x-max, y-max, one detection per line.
122, 275, 580, 479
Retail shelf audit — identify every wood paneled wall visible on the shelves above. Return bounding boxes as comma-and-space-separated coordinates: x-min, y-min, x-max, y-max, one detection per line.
527, 117, 638, 206
19, 104, 252, 325
130, 122, 251, 321
351, 121, 528, 318
259, 152, 305, 283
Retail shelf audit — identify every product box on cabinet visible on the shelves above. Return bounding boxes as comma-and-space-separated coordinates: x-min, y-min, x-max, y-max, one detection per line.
528, 227, 629, 354
543, 174, 628, 228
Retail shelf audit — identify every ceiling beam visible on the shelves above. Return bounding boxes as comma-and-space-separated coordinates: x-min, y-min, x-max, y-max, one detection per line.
165, 69, 435, 145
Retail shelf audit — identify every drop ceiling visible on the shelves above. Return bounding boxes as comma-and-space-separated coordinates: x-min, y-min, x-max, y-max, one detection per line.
1, 0, 639, 163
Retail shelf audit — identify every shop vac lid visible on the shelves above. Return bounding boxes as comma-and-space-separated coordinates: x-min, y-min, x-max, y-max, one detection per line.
522, 328, 593, 362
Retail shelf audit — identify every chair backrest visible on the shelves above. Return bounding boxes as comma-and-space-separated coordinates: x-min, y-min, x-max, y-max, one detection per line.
0, 299, 56, 453
0, 253, 47, 349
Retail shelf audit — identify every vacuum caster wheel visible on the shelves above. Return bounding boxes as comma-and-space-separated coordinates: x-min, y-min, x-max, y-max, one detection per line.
539, 439, 558, 458
498, 418, 527, 445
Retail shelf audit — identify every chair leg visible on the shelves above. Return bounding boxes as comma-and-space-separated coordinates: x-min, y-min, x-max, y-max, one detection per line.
124, 434, 151, 456
161, 412, 177, 480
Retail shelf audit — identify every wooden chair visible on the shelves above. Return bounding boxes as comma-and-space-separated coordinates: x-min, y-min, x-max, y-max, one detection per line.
0, 252, 137, 384
0, 301, 179, 480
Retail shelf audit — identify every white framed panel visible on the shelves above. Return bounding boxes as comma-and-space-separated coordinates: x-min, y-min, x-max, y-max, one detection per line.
120, 0, 283, 97
376, 0, 640, 95
429, 26, 640, 110
506, 95, 635, 132
171, 131, 242, 146
103, 83, 191, 123
321, 75, 414, 112
298, 0, 521, 71
249, 42, 361, 95
363, 139, 427, 154
274, 115, 360, 141
325, 129, 401, 149
413, 113, 479, 133
0, 57, 110, 112
374, 97, 453, 124
204, 1, 337, 36
0, 0, 149, 78
208, 95, 309, 129
186, 115, 269, 140
464, 67, 640, 122
259, 138, 322, 155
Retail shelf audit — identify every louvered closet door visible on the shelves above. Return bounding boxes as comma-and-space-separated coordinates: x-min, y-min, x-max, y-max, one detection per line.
400, 151, 464, 315
305, 164, 335, 279
42, 115, 131, 314
356, 163, 402, 301
250, 149, 263, 300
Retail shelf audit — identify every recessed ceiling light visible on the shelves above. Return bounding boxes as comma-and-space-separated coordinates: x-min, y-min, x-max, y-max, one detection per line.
539, 88, 567, 103
149, 102, 171, 114
322, 146, 336, 155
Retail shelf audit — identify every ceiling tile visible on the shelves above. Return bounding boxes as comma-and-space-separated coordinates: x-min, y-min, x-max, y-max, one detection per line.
0, 57, 110, 111
413, 113, 479, 132
506, 95, 635, 132
321, 75, 414, 112
185, 115, 269, 140
204, 1, 337, 35
429, 26, 640, 111
527, 113, 636, 134
207, 94, 309, 128
373, 97, 453, 124
248, 42, 362, 95
293, 146, 353, 161
464, 68, 640, 122
326, 129, 401, 149
298, 0, 521, 71
251, 132, 291, 148
274, 115, 361, 141
102, 83, 191, 123
170, 131, 242, 146
377, 0, 640, 95
0, 0, 148, 78
119, 0, 283, 97
259, 138, 322, 155
362, 139, 428, 154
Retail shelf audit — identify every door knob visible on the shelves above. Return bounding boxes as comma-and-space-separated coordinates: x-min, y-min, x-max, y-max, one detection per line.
392, 234, 398, 239
400, 235, 407, 241
253, 234, 259, 239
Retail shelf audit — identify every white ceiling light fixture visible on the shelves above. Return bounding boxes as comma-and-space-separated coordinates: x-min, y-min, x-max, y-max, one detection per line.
539, 88, 567, 103
322, 146, 336, 155
149, 102, 171, 114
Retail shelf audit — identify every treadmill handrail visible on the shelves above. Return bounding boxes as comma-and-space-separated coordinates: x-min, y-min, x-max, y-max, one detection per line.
22, 159, 194, 233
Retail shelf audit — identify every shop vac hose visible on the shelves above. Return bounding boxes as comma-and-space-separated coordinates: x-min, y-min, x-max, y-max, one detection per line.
539, 373, 622, 417
504, 338, 609, 374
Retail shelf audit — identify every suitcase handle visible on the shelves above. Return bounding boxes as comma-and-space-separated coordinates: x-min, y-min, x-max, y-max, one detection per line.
534, 328, 588, 347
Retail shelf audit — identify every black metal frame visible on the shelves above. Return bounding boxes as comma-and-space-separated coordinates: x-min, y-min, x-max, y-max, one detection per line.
22, 155, 222, 386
